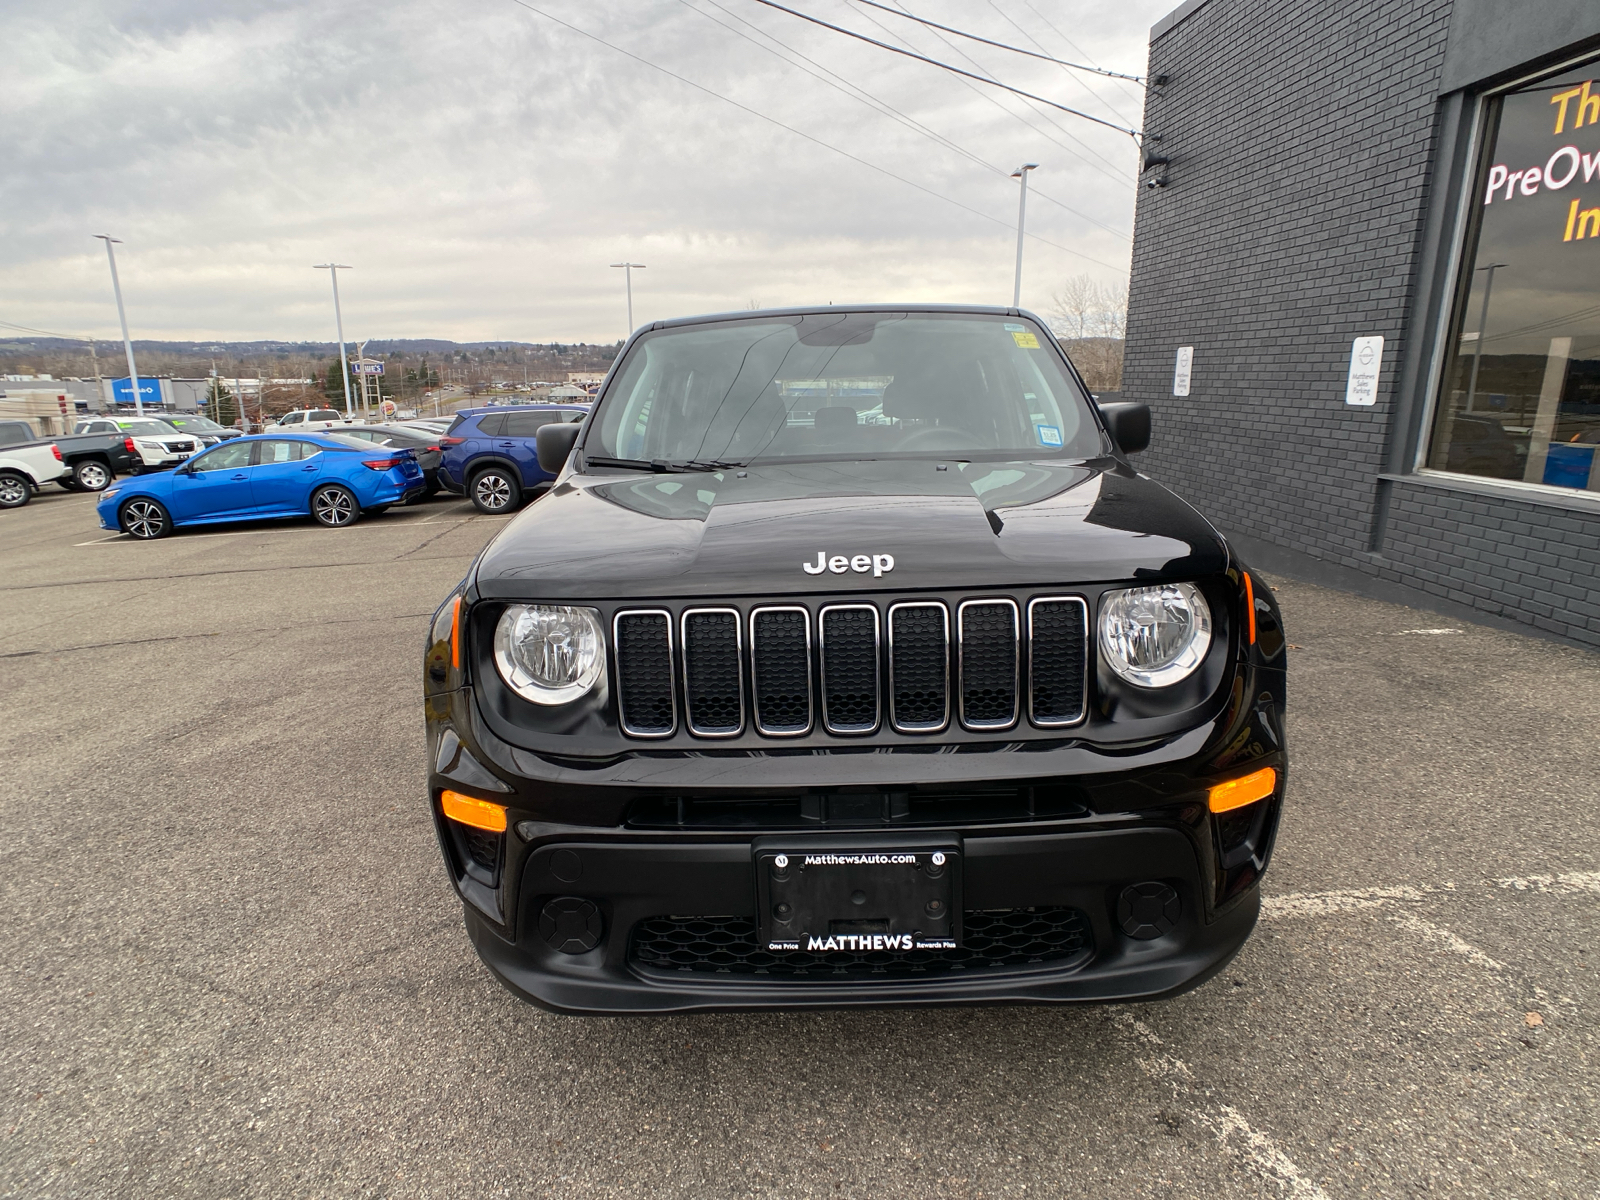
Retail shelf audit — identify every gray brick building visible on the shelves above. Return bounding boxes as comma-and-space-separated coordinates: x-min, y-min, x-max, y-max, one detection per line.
1125, 0, 1600, 648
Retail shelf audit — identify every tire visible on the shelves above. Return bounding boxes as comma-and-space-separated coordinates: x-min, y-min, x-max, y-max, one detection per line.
120, 497, 170, 538
73, 459, 113, 491
59, 479, 82, 492
0, 471, 31, 509
310, 484, 359, 528
469, 467, 521, 514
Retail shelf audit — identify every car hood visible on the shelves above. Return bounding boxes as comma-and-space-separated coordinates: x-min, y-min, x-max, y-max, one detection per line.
473, 458, 1228, 601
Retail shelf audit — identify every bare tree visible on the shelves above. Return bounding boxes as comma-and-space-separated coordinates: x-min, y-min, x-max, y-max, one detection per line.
1048, 275, 1128, 393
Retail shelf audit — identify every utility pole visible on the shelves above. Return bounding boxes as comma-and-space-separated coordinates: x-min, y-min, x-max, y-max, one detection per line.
1463, 261, 1506, 414
314, 263, 354, 419
1010, 164, 1039, 309
610, 263, 646, 337
87, 338, 101, 415
95, 235, 145, 417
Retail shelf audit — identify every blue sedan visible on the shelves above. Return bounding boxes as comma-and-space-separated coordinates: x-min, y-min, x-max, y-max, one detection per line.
96, 433, 425, 539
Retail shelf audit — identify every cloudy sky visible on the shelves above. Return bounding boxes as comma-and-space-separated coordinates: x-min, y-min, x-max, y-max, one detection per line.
2, 0, 1167, 344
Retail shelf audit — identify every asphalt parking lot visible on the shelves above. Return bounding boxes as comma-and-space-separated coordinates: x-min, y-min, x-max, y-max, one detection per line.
2, 484, 1598, 1199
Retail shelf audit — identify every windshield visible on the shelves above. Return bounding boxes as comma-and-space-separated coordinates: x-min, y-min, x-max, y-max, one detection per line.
170, 416, 224, 431
120, 420, 181, 437
588, 312, 1101, 467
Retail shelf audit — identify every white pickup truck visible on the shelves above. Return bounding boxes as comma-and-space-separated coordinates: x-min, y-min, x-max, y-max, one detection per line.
272, 408, 354, 431
0, 442, 70, 509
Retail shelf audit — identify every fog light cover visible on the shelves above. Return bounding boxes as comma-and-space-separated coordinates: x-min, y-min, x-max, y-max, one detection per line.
494, 604, 605, 705
1098, 582, 1212, 688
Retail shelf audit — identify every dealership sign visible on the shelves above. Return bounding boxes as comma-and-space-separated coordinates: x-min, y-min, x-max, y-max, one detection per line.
111, 377, 160, 404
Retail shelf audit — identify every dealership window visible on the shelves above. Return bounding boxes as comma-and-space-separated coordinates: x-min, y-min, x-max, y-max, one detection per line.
1426, 56, 1600, 493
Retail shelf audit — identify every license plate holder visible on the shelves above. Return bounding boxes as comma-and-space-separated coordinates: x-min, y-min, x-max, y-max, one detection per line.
754, 838, 961, 954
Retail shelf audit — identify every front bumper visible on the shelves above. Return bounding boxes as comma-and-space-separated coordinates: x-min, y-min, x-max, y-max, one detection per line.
464, 825, 1259, 1014
425, 666, 1285, 1014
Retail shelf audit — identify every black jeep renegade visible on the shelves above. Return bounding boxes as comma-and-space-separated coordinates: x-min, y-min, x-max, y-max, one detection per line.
422, 305, 1287, 1014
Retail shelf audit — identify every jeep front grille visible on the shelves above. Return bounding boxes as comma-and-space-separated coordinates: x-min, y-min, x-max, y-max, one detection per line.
614, 610, 675, 737
750, 607, 812, 736
819, 604, 880, 734
1027, 597, 1089, 727
611, 593, 1086, 740
682, 608, 744, 736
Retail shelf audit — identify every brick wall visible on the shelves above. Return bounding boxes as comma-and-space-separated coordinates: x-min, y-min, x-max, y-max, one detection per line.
1125, 0, 1600, 650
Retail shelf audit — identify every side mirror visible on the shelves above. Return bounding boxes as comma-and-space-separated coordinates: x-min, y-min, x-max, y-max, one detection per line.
1099, 402, 1151, 455
536, 422, 582, 474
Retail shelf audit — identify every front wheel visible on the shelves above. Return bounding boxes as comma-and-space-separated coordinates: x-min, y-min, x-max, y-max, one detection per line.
74, 459, 113, 491
0, 471, 31, 509
310, 484, 359, 528
469, 467, 520, 514
120, 497, 171, 539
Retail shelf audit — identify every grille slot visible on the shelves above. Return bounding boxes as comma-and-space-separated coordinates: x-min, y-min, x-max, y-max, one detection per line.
750, 607, 812, 736
1027, 597, 1089, 727
614, 610, 675, 737
887, 602, 949, 733
681, 608, 744, 736
819, 604, 881, 734
958, 599, 1019, 730
630, 907, 1092, 980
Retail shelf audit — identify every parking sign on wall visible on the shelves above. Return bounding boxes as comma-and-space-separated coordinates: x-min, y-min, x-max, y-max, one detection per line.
1345, 336, 1384, 406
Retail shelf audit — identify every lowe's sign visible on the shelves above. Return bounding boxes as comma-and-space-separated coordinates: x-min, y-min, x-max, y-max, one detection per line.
111, 377, 162, 405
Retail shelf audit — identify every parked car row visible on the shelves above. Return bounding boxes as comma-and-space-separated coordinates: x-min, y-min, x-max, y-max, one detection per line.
1, 403, 593, 522
94, 432, 426, 539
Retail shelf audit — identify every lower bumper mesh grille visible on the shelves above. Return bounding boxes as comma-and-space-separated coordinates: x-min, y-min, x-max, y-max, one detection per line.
630, 908, 1092, 980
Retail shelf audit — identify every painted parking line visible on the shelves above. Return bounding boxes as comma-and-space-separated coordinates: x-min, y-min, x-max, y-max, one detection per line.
1107, 1009, 1331, 1200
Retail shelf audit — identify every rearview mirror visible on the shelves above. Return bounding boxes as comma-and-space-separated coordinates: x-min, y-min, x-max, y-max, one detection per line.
536, 422, 582, 474
1098, 402, 1151, 455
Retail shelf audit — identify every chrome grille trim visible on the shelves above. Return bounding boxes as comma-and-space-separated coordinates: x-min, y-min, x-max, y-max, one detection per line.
612, 609, 676, 738
749, 605, 813, 737
680, 606, 745, 738
956, 598, 1020, 731
1027, 595, 1089, 728
886, 601, 950, 734
818, 603, 881, 735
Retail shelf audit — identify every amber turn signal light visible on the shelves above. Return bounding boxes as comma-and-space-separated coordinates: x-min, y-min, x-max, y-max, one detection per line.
441, 789, 507, 832
1208, 767, 1276, 814
1242, 571, 1257, 644
449, 595, 463, 669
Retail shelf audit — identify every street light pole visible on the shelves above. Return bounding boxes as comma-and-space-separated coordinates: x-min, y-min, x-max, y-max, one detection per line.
610, 263, 646, 337
95, 235, 145, 417
1463, 261, 1507, 414
1010, 164, 1039, 309
314, 263, 354, 420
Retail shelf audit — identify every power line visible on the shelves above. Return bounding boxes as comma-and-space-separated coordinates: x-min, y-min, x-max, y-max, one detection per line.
506, 0, 1129, 272
0, 320, 97, 341
980, 0, 1143, 130
681, 0, 1131, 240
851, 0, 1143, 83
866, 0, 1135, 188
1012, 0, 1155, 112
747, 0, 1141, 140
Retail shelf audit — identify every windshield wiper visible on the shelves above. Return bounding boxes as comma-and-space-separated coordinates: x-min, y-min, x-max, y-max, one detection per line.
583, 455, 745, 473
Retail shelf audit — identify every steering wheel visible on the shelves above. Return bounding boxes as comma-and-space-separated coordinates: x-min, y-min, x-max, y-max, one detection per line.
895, 424, 977, 452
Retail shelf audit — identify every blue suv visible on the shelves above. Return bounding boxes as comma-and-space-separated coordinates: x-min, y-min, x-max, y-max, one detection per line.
438, 405, 588, 513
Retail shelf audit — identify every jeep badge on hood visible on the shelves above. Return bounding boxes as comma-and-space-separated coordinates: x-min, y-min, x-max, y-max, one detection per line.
803, 551, 895, 577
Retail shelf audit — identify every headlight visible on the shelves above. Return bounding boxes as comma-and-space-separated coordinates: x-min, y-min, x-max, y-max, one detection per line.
493, 604, 605, 705
1097, 583, 1212, 688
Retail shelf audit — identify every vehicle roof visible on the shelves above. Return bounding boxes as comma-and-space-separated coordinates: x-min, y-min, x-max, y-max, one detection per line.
452, 404, 589, 416
643, 302, 1045, 333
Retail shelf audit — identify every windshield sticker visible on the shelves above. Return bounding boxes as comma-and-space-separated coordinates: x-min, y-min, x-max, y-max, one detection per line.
1011, 330, 1041, 349
1036, 424, 1063, 447
1004, 323, 1025, 331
